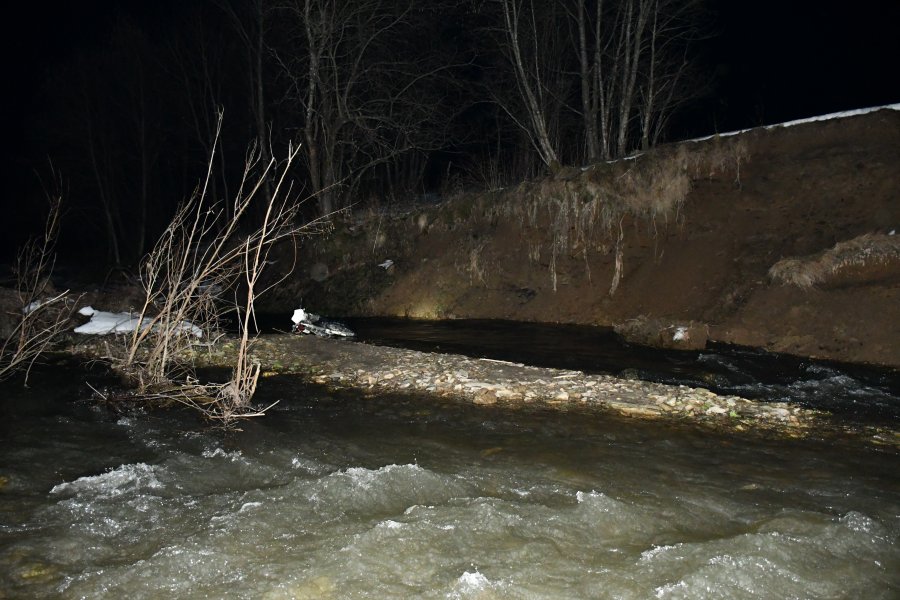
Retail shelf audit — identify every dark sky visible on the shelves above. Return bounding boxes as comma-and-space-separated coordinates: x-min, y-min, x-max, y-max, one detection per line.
3, 0, 898, 139
1, 0, 898, 234
702, 0, 900, 133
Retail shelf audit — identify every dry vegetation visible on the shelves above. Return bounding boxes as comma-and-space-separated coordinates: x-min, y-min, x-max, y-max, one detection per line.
0, 180, 77, 384
769, 232, 900, 288
492, 136, 749, 294
97, 124, 314, 426
274, 133, 751, 320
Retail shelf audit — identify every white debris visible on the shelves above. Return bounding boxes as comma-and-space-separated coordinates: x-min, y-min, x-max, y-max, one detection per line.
291, 307, 355, 337
378, 259, 394, 269
291, 308, 309, 325
74, 306, 202, 338
23, 299, 45, 314
672, 326, 689, 342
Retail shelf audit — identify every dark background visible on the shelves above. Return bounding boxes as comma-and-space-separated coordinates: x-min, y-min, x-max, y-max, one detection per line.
1, 0, 898, 267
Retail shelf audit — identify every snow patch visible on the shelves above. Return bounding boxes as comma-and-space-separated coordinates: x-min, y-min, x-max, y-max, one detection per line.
74, 306, 202, 338
686, 103, 900, 143
23, 299, 45, 314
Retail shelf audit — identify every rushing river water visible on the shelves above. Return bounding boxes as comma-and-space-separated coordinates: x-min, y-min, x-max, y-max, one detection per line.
1, 368, 898, 599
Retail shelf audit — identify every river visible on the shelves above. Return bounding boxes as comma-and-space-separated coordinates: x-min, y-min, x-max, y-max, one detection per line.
1, 365, 897, 598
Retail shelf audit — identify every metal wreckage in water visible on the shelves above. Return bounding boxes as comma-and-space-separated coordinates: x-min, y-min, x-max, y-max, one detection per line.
291, 308, 355, 338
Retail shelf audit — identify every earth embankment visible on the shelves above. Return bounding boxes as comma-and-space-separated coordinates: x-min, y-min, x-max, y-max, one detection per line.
266, 107, 900, 368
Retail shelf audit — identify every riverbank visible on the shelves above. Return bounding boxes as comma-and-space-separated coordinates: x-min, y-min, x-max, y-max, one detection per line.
72, 333, 897, 447
263, 106, 900, 369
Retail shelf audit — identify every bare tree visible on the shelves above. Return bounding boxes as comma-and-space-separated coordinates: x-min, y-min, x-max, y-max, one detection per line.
636, 0, 706, 150
76, 55, 125, 265
488, 0, 705, 166
569, 0, 704, 160
490, 0, 567, 170
168, 11, 233, 219
271, 0, 458, 215
573, 0, 607, 161
215, 0, 275, 206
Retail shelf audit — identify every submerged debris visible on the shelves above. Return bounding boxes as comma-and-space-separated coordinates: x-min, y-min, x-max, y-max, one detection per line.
291, 308, 355, 338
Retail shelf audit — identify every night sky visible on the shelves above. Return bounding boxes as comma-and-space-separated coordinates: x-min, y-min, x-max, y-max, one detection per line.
5, 1, 896, 135
1, 0, 898, 260
699, 0, 900, 133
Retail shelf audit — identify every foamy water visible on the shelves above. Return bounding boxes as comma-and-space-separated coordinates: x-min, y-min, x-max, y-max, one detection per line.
1, 375, 897, 598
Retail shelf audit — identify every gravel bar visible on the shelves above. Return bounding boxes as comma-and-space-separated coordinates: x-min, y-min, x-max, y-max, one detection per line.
201, 335, 898, 446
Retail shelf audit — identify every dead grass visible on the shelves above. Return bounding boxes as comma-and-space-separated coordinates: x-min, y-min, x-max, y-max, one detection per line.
287, 134, 751, 306
467, 241, 487, 286
494, 136, 749, 294
769, 233, 900, 288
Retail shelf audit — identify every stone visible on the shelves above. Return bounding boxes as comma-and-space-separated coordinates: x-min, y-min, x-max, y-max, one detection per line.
474, 390, 497, 405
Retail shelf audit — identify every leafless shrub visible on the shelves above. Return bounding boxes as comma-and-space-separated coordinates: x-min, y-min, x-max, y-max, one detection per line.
769, 233, 900, 288
0, 177, 77, 384
461, 154, 507, 193
111, 117, 309, 425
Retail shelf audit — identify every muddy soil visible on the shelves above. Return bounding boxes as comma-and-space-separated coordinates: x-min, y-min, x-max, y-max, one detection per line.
268, 108, 900, 369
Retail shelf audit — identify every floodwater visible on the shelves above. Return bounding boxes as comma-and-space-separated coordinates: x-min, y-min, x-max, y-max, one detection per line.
1, 368, 897, 598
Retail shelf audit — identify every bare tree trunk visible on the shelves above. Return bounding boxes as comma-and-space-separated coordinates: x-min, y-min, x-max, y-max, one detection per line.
565, 0, 700, 160
276, 0, 449, 215
499, 0, 559, 168
615, 0, 650, 157
576, 0, 601, 162
216, 0, 273, 206
640, 4, 658, 151
253, 0, 273, 205
301, 0, 331, 215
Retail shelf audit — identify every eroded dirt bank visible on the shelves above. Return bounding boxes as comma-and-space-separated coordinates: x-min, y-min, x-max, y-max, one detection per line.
265, 108, 900, 369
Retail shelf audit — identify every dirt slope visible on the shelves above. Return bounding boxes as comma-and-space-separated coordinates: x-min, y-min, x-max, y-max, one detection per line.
269, 108, 900, 368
